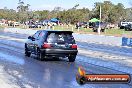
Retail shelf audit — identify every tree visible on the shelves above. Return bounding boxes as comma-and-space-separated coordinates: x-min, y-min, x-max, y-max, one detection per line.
93, 1, 126, 23
56, 8, 90, 24
17, 0, 30, 22
125, 8, 132, 21
0, 1, 129, 24
34, 10, 50, 20
17, 1, 24, 12
72, 4, 79, 10
0, 7, 17, 21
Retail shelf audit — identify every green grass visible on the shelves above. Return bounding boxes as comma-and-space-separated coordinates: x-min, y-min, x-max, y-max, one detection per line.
0, 25, 5, 31
104, 29, 132, 36
5, 24, 132, 37
53, 26, 132, 37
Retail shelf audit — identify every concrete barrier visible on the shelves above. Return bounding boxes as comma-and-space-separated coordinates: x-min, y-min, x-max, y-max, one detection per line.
122, 37, 132, 47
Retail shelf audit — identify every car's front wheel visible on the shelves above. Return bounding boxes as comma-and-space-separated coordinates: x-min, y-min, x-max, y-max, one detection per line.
25, 48, 31, 57
68, 55, 76, 62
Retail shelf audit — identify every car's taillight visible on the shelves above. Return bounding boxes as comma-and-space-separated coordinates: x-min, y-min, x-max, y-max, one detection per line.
43, 43, 51, 48
71, 44, 77, 49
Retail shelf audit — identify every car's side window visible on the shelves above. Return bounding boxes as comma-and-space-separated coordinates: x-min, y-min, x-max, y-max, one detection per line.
32, 31, 41, 39
38, 31, 46, 40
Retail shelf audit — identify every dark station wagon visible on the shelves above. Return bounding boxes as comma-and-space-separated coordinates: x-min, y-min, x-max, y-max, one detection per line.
25, 30, 78, 62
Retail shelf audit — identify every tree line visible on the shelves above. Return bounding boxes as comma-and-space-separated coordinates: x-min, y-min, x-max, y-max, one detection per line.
0, 1, 132, 24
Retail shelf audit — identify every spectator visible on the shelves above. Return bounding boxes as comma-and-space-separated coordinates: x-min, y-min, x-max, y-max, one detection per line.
76, 22, 80, 29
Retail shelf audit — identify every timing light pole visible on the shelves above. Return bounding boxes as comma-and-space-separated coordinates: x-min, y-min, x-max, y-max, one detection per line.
98, 5, 101, 35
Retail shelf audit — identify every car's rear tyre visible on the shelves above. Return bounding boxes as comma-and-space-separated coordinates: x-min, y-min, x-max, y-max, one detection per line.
37, 49, 45, 61
68, 55, 76, 62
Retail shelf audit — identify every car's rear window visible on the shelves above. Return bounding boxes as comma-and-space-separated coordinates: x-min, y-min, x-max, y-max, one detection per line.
47, 33, 75, 44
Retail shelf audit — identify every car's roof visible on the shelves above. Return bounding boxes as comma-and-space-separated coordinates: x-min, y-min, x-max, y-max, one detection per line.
40, 30, 73, 33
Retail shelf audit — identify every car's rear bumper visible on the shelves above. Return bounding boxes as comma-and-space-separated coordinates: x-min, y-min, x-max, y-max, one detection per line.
40, 49, 78, 56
